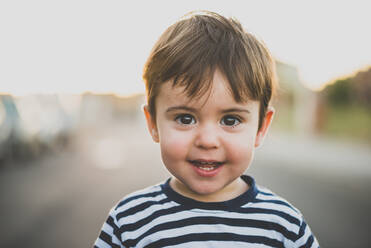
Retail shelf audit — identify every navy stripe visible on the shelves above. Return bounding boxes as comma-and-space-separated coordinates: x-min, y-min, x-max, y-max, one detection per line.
144, 233, 285, 248
238, 207, 301, 225
123, 216, 297, 247
299, 235, 314, 248
119, 205, 186, 232
116, 189, 163, 209
253, 198, 299, 213
117, 197, 171, 221
106, 216, 116, 229
97, 230, 121, 248
106, 216, 123, 245
257, 190, 274, 196
297, 220, 307, 241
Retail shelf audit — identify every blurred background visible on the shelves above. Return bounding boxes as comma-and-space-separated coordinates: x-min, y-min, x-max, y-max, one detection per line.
0, 1, 370, 247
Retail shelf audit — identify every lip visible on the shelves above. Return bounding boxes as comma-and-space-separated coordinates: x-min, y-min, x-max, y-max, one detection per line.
188, 159, 225, 177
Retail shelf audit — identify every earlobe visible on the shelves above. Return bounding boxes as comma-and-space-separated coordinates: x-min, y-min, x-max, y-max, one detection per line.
255, 107, 275, 148
151, 128, 159, 142
143, 105, 159, 143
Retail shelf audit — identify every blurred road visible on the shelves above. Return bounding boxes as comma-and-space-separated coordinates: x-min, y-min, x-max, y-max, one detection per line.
0, 124, 370, 248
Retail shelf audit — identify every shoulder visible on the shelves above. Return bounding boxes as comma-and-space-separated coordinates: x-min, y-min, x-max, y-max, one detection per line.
111, 182, 166, 215
247, 184, 320, 247
254, 184, 301, 215
108, 181, 178, 226
114, 183, 164, 210
251, 184, 304, 224
241, 184, 305, 243
94, 182, 175, 247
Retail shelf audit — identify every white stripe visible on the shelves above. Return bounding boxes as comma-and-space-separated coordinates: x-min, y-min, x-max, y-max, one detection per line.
256, 185, 275, 195
101, 221, 115, 236
136, 224, 295, 248
242, 213, 299, 233
121, 184, 162, 200
123, 209, 200, 240
95, 222, 122, 247
116, 193, 168, 214
295, 223, 312, 246
242, 202, 301, 220
310, 237, 320, 248
119, 200, 179, 225
255, 194, 301, 213
256, 193, 288, 202
94, 238, 111, 248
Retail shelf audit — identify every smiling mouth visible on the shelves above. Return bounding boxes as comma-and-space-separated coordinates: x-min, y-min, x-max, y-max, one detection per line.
189, 160, 224, 171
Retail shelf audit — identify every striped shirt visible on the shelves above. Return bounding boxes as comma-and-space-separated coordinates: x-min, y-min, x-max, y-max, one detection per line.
94, 175, 320, 248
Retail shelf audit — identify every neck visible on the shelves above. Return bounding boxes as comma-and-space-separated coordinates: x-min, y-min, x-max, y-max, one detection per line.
170, 177, 249, 202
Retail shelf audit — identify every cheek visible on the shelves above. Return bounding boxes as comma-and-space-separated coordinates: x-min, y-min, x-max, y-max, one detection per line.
224, 133, 256, 164
159, 129, 192, 162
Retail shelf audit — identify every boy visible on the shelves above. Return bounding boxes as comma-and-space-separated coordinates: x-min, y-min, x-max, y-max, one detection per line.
94, 11, 319, 248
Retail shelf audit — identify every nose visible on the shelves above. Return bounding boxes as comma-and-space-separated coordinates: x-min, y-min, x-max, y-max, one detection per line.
194, 123, 220, 150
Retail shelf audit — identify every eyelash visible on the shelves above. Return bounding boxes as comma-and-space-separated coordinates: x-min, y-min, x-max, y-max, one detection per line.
174, 114, 243, 127
220, 115, 242, 127
175, 114, 196, 125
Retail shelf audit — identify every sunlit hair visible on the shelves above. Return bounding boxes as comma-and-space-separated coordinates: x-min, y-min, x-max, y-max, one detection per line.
143, 11, 277, 129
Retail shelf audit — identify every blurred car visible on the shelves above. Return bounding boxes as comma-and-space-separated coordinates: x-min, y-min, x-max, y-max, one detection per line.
0, 94, 78, 166
0, 94, 33, 164
15, 94, 76, 155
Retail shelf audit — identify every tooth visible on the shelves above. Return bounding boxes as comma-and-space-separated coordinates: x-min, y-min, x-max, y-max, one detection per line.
198, 161, 216, 165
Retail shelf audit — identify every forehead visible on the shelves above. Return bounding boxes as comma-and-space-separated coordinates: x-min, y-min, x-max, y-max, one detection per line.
156, 70, 257, 110
158, 70, 228, 102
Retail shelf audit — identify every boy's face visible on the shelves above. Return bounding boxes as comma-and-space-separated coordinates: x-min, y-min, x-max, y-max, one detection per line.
144, 69, 274, 202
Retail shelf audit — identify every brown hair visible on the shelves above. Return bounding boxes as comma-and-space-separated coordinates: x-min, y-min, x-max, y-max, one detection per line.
143, 11, 276, 129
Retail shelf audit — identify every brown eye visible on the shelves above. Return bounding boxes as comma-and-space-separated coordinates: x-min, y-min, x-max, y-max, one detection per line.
221, 115, 241, 126
175, 114, 196, 125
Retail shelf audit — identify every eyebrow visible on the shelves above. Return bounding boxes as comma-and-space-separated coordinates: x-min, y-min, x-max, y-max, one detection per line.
166, 106, 197, 113
166, 106, 250, 114
221, 108, 250, 114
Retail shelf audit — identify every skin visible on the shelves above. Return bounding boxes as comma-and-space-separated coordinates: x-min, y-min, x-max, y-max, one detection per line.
144, 69, 274, 202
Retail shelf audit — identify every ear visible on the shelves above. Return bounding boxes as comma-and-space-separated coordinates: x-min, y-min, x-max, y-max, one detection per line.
143, 105, 159, 143
255, 106, 275, 148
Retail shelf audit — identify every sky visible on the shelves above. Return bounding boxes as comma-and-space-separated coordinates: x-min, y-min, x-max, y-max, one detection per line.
0, 0, 370, 96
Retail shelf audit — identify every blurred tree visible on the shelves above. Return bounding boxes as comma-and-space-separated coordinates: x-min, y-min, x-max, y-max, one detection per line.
322, 67, 371, 108
353, 67, 371, 108
323, 78, 353, 106
320, 67, 371, 143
